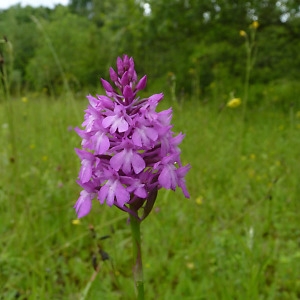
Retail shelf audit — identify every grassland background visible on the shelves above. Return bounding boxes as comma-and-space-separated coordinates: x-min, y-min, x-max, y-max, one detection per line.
1, 87, 300, 299
1, 1, 300, 299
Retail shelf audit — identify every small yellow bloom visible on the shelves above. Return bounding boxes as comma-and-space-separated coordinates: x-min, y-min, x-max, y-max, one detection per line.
186, 262, 195, 270
227, 98, 241, 108
250, 154, 256, 160
30, 144, 35, 149
72, 219, 81, 225
195, 196, 203, 205
21, 97, 28, 103
42, 155, 48, 161
239, 30, 247, 37
250, 21, 259, 29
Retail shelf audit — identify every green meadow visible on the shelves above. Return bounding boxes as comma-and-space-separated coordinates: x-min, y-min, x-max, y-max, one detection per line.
1, 1, 300, 298
1, 91, 299, 299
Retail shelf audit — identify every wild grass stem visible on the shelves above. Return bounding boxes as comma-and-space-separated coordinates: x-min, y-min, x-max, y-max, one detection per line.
0, 37, 18, 217
239, 22, 258, 154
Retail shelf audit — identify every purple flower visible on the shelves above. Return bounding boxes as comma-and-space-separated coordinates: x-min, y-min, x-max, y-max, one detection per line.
75, 55, 190, 220
98, 175, 130, 207
102, 104, 130, 133
110, 144, 145, 175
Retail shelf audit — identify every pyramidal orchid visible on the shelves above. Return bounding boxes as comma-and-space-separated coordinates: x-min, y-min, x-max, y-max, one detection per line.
75, 55, 190, 221
74, 55, 190, 299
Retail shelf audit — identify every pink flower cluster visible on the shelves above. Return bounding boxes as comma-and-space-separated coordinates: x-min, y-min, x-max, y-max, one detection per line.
75, 55, 190, 220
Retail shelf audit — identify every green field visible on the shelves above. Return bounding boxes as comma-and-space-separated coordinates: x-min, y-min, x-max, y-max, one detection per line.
1, 93, 300, 299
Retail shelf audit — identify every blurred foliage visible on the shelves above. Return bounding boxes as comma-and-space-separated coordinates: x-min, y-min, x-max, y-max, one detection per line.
26, 6, 103, 93
0, 0, 299, 103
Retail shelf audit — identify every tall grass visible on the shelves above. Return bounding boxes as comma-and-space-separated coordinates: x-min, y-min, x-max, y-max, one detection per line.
0, 92, 299, 299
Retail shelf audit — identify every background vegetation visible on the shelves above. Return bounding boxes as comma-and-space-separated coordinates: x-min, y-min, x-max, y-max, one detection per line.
0, 0, 300, 299
0, 0, 300, 106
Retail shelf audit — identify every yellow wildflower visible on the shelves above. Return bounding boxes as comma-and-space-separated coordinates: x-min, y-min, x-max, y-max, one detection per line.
239, 30, 247, 37
250, 21, 259, 29
227, 98, 241, 108
21, 97, 28, 103
195, 196, 203, 205
72, 219, 81, 225
186, 262, 195, 270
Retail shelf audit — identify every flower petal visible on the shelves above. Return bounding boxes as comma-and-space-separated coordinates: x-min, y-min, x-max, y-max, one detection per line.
115, 182, 130, 206
135, 75, 147, 91
93, 132, 110, 154
101, 78, 114, 92
74, 190, 93, 218
158, 164, 178, 190
110, 150, 125, 172
132, 152, 145, 174
109, 67, 118, 82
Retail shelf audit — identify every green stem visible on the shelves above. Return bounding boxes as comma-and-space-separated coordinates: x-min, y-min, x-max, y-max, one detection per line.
242, 44, 251, 123
239, 33, 253, 155
129, 213, 144, 300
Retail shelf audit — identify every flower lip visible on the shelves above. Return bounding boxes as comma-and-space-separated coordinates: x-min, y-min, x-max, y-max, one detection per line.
110, 141, 146, 175
102, 104, 129, 133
